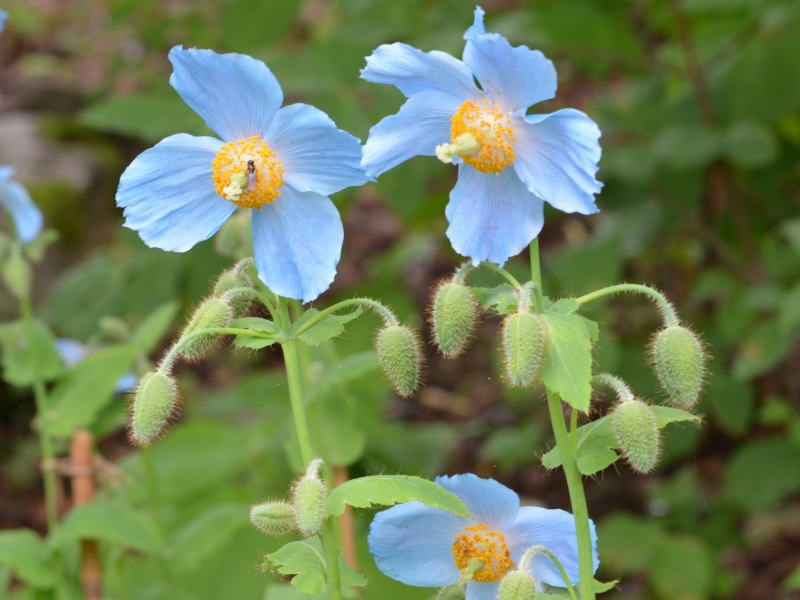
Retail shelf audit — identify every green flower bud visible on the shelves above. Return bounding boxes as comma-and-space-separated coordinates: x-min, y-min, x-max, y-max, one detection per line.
249, 501, 295, 537
436, 583, 466, 599
498, 570, 536, 600
178, 297, 233, 359
501, 312, 545, 387
650, 324, 706, 408
611, 398, 660, 474
291, 459, 327, 538
431, 280, 479, 358
129, 371, 178, 446
375, 325, 422, 397
212, 267, 253, 317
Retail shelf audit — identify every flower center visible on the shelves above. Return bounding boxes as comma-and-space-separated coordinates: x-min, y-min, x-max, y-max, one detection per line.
212, 136, 284, 208
436, 99, 515, 174
452, 523, 515, 582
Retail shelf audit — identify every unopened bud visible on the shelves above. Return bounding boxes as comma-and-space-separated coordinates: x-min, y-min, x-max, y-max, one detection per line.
178, 297, 233, 359
431, 281, 479, 358
375, 325, 422, 397
212, 267, 253, 317
129, 371, 178, 446
611, 398, 660, 473
436, 583, 466, 599
501, 312, 545, 387
250, 501, 295, 537
291, 459, 327, 537
498, 570, 536, 600
650, 325, 706, 408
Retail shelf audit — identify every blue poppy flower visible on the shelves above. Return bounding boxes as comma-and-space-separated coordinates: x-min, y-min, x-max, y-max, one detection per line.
361, 6, 602, 267
0, 166, 43, 243
56, 338, 137, 394
0, 9, 7, 33
117, 47, 368, 303
368, 474, 598, 599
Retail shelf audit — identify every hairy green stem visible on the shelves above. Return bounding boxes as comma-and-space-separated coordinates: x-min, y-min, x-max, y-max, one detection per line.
292, 297, 398, 336
576, 283, 678, 326
592, 373, 634, 403
480, 261, 524, 290
519, 545, 578, 600
157, 326, 273, 373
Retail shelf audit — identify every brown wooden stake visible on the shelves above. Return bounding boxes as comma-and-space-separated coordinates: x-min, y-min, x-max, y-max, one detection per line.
69, 430, 102, 600
333, 465, 357, 570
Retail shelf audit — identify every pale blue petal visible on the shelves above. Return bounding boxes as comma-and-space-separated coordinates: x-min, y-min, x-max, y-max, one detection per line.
463, 6, 486, 39
435, 474, 519, 529
463, 9, 556, 112
505, 506, 599, 588
56, 339, 88, 369
362, 90, 461, 178
0, 10, 7, 33
514, 110, 602, 215
0, 166, 12, 181
251, 187, 343, 303
361, 42, 479, 99
445, 165, 544, 267
1, 179, 43, 243
116, 133, 235, 252
168, 46, 283, 142
466, 580, 499, 600
114, 373, 138, 394
368, 501, 466, 587
266, 103, 368, 196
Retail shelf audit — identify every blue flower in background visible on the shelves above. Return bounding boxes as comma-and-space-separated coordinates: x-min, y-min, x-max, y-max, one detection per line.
56, 339, 137, 394
361, 6, 602, 267
117, 47, 368, 303
0, 166, 43, 243
0, 9, 8, 32
368, 474, 597, 599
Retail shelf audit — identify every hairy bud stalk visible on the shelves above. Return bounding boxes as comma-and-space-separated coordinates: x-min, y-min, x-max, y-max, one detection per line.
501, 312, 545, 387
213, 267, 253, 317
249, 501, 295, 537
178, 297, 233, 359
291, 459, 327, 538
611, 398, 660, 473
129, 371, 178, 446
431, 280, 479, 357
650, 324, 706, 408
498, 570, 536, 600
375, 325, 422, 397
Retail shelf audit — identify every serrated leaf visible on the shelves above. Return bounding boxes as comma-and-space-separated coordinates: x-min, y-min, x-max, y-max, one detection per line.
265, 537, 366, 595
548, 298, 580, 314
327, 475, 470, 517
233, 334, 280, 350
130, 302, 179, 353
170, 504, 248, 573
0, 529, 54, 588
653, 406, 702, 428
0, 318, 64, 386
472, 284, 517, 314
231, 317, 278, 334
539, 312, 595, 412
52, 501, 160, 554
293, 308, 362, 346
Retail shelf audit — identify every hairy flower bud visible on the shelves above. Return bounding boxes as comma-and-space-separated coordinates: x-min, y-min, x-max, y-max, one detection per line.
431, 280, 479, 358
129, 371, 178, 446
212, 267, 253, 317
291, 459, 327, 538
249, 501, 295, 537
501, 312, 545, 387
375, 324, 422, 397
611, 398, 660, 473
650, 324, 706, 408
498, 569, 536, 600
178, 297, 233, 359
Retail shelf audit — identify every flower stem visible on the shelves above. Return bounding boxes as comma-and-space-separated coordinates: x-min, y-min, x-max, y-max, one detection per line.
529, 240, 595, 600
576, 283, 678, 326
291, 297, 398, 336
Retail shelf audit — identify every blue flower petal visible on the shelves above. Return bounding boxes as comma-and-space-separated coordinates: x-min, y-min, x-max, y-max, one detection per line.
0, 10, 7, 33
251, 187, 343, 303
116, 133, 235, 252
0, 177, 43, 243
114, 372, 138, 395
463, 9, 556, 112
0, 166, 12, 181
505, 506, 599, 588
466, 580, 500, 600
266, 103, 368, 196
445, 165, 544, 267
361, 42, 479, 99
514, 110, 602, 215
435, 474, 520, 529
362, 90, 461, 178
368, 501, 466, 587
56, 338, 88, 369
168, 46, 283, 142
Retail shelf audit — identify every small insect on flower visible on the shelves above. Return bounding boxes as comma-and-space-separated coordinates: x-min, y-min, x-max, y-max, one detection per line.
116, 47, 369, 303
360, 6, 602, 267
0, 166, 43, 244
368, 474, 598, 599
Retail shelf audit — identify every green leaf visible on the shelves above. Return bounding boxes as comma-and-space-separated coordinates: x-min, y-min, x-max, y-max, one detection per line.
652, 405, 703, 428
231, 317, 278, 334
233, 334, 281, 350
130, 302, 179, 354
293, 308, 362, 346
0, 318, 64, 386
472, 284, 517, 314
725, 437, 800, 510
306, 351, 379, 403
327, 475, 470, 517
0, 529, 54, 588
722, 122, 778, 168
170, 504, 248, 573
230, 317, 281, 349
52, 501, 160, 554
43, 344, 137, 437
539, 311, 596, 412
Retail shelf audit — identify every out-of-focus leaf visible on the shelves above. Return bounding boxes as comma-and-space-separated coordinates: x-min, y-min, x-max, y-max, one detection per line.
0, 529, 54, 588
722, 122, 778, 168
0, 318, 64, 386
130, 302, 179, 354
725, 437, 800, 510
170, 504, 249, 573
52, 501, 160, 554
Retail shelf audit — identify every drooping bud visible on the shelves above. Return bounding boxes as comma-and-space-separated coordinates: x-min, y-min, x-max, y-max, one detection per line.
249, 501, 295, 537
431, 280, 479, 358
129, 371, 178, 446
178, 297, 233, 359
650, 324, 706, 408
611, 398, 660, 473
291, 459, 327, 538
501, 312, 545, 387
436, 583, 466, 599
498, 569, 536, 600
375, 325, 422, 397
212, 266, 254, 317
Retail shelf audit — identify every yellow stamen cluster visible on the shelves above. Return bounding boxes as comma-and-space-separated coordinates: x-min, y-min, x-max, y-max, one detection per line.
212, 136, 284, 208
450, 98, 515, 174
452, 523, 515, 582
